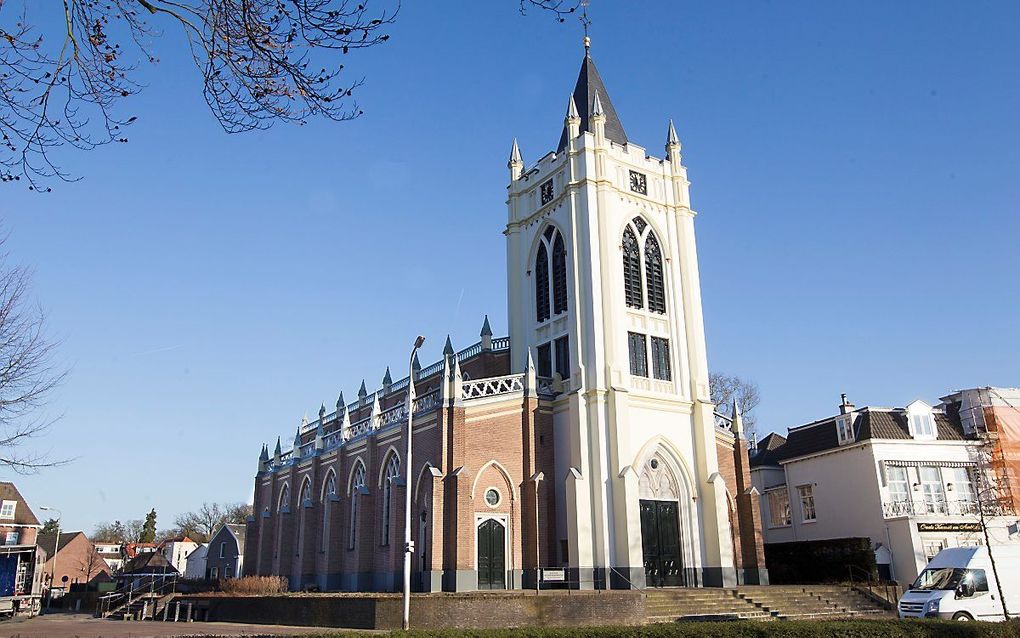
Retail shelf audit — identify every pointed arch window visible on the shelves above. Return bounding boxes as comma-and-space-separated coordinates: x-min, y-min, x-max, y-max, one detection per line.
278, 484, 290, 513
321, 471, 337, 552
622, 227, 643, 308
299, 479, 312, 506
644, 233, 666, 314
535, 226, 568, 323
535, 243, 550, 322
381, 453, 401, 546
348, 463, 366, 550
552, 234, 567, 315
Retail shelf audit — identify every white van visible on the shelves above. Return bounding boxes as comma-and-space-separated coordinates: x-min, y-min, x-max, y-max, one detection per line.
898, 545, 1020, 621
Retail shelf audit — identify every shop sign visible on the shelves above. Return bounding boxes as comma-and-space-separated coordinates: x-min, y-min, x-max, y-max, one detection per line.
917, 522, 982, 533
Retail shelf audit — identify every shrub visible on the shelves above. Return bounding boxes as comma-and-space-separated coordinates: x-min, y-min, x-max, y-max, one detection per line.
765, 537, 878, 584
218, 575, 288, 594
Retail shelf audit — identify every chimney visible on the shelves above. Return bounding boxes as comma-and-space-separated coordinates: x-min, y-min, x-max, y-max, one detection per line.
839, 393, 855, 415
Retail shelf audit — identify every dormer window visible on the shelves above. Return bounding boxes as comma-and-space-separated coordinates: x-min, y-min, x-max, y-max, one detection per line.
836, 416, 854, 445
906, 400, 938, 440
910, 414, 936, 438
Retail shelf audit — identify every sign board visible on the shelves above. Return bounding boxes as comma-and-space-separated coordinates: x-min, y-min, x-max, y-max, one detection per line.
541, 568, 566, 582
917, 522, 982, 533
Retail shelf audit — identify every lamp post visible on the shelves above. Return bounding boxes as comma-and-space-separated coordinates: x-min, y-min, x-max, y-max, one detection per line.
39, 506, 60, 608
403, 335, 425, 631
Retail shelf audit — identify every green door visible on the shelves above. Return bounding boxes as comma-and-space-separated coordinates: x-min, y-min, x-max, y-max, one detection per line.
477, 518, 506, 589
640, 500, 685, 587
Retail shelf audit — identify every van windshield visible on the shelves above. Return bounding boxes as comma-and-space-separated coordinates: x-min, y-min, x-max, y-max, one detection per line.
911, 567, 966, 591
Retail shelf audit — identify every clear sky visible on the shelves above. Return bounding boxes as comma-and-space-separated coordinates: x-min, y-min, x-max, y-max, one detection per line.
2, 1, 1018, 534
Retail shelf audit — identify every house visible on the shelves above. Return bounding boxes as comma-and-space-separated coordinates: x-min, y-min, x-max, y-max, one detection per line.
118, 549, 177, 591
122, 542, 158, 560
94, 542, 123, 573
158, 536, 198, 575
37, 531, 112, 591
243, 42, 766, 593
205, 524, 244, 581
750, 390, 1020, 586
183, 543, 208, 580
0, 482, 44, 616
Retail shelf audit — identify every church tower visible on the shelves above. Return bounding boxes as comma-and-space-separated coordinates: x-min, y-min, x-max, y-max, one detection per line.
505, 44, 744, 587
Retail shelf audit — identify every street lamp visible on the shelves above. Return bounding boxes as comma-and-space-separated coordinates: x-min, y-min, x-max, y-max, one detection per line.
39, 506, 61, 608
402, 335, 425, 631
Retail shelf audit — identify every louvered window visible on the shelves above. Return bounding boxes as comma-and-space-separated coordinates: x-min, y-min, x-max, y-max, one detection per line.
645, 233, 666, 314
628, 332, 647, 377
535, 243, 550, 322
554, 336, 570, 379
622, 227, 643, 308
552, 234, 567, 314
650, 337, 671, 381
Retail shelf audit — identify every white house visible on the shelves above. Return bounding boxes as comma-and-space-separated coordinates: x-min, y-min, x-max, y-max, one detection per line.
159, 537, 199, 575
183, 544, 208, 581
751, 390, 1020, 586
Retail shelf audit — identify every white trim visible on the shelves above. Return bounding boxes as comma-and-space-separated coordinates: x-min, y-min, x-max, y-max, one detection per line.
473, 513, 509, 589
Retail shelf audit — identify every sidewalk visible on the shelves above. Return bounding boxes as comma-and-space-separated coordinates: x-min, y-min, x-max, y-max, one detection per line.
1, 612, 363, 637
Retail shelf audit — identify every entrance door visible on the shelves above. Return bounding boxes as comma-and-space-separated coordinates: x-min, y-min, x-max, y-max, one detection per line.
640, 499, 684, 587
477, 518, 506, 590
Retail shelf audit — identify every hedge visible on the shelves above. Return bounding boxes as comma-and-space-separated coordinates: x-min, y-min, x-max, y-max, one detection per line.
302, 619, 1020, 638
765, 537, 878, 584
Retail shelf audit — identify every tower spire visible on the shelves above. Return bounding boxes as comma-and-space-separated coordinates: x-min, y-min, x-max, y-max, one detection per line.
556, 46, 627, 154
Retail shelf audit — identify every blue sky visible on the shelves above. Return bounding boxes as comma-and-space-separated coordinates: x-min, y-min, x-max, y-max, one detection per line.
2, 1, 1018, 534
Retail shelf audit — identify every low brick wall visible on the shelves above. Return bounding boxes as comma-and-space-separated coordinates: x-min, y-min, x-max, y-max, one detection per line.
178, 591, 645, 630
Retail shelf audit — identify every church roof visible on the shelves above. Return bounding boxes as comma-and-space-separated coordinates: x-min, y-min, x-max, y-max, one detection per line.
557, 52, 628, 154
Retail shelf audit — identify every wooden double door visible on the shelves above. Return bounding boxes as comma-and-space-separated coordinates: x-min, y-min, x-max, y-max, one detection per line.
640, 499, 686, 587
477, 518, 506, 590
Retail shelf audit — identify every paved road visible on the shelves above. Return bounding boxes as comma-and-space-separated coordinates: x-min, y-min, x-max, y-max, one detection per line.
1, 612, 358, 637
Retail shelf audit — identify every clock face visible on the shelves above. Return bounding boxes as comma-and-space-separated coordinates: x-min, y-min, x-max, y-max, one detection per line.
540, 180, 554, 205
629, 171, 647, 195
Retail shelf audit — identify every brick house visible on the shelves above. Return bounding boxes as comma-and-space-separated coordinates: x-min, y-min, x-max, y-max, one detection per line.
244, 45, 766, 592
37, 531, 111, 590
0, 482, 44, 613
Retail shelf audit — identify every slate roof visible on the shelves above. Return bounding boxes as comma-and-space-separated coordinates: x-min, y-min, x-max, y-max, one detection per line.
556, 52, 628, 154
751, 407, 969, 468
0, 482, 40, 527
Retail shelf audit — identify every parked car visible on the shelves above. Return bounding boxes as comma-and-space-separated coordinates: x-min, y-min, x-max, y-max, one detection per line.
898, 545, 1020, 621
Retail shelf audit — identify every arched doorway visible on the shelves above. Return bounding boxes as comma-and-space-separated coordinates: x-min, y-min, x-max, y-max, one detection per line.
476, 517, 506, 590
638, 452, 686, 587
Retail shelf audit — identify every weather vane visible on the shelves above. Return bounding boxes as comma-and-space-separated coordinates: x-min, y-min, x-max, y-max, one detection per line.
580, 0, 591, 51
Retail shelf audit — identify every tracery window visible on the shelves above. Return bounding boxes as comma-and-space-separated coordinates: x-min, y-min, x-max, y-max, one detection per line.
552, 234, 567, 315
381, 453, 401, 546
623, 218, 668, 314
644, 234, 666, 314
348, 463, 366, 550
535, 244, 550, 322
622, 227, 643, 308
299, 478, 311, 506
321, 471, 337, 552
535, 226, 568, 323
278, 484, 290, 512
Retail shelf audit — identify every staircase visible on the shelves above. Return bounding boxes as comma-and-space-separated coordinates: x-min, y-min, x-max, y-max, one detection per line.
735, 585, 891, 620
644, 589, 772, 623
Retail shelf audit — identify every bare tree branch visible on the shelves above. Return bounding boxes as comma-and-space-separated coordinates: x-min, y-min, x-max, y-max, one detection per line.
1, 0, 398, 189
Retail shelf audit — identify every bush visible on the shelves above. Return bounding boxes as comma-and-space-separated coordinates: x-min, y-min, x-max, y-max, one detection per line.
308, 619, 1020, 638
218, 575, 288, 594
765, 537, 878, 584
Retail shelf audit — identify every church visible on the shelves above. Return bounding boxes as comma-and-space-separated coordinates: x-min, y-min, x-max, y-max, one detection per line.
243, 42, 767, 592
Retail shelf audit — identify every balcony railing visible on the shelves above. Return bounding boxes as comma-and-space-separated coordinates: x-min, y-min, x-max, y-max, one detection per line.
882, 499, 981, 518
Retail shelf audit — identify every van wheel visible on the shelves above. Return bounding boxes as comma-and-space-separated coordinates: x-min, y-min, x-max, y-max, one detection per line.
952, 612, 973, 621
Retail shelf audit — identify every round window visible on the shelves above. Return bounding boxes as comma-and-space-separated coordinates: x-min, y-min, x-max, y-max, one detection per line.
484, 488, 501, 507
650, 458, 659, 470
